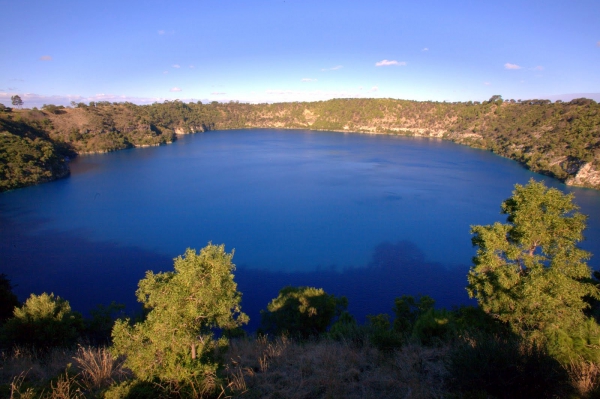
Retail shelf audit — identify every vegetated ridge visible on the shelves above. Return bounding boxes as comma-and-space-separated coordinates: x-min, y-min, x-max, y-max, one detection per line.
1, 96, 599, 192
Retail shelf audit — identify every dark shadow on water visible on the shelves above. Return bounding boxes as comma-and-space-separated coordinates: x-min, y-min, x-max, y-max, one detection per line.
0, 214, 173, 316
236, 240, 474, 331
1, 213, 473, 331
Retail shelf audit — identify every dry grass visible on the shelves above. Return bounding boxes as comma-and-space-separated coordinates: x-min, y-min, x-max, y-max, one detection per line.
72, 346, 128, 391
224, 337, 447, 398
567, 359, 600, 397
1, 348, 76, 385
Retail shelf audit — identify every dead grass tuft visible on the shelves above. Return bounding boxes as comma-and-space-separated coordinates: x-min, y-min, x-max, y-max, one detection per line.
567, 359, 600, 397
72, 346, 128, 391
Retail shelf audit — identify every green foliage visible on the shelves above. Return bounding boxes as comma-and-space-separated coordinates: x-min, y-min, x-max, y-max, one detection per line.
411, 308, 455, 345
11, 95, 23, 108
259, 286, 347, 339
327, 311, 365, 345
84, 301, 125, 345
451, 305, 510, 336
468, 179, 599, 341
392, 294, 435, 334
3, 97, 600, 191
446, 332, 572, 398
365, 313, 403, 351
111, 244, 248, 385
0, 274, 19, 324
1, 292, 83, 349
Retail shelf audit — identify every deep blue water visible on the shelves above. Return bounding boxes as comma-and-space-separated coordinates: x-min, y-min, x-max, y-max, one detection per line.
1, 129, 599, 330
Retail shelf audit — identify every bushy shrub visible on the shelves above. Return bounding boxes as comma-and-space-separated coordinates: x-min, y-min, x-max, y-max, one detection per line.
0, 274, 19, 324
446, 332, 572, 398
1, 292, 82, 349
411, 308, 454, 346
392, 295, 434, 335
327, 311, 366, 346
259, 286, 347, 339
365, 314, 403, 352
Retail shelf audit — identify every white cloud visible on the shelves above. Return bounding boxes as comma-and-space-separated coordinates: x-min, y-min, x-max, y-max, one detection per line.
531, 66, 544, 71
211, 92, 226, 95
421, 48, 429, 52
375, 60, 406, 67
321, 65, 343, 71
158, 30, 165, 35
189, 65, 195, 69
172, 64, 180, 68
504, 63, 522, 70
163, 71, 169, 74
39, 55, 52, 61
301, 78, 317, 82
484, 82, 491, 86
369, 86, 379, 92
170, 87, 182, 92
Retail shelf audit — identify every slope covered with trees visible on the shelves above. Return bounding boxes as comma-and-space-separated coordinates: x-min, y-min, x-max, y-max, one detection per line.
1, 96, 599, 192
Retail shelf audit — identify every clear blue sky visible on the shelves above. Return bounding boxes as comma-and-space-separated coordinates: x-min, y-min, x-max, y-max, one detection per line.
1, 0, 599, 107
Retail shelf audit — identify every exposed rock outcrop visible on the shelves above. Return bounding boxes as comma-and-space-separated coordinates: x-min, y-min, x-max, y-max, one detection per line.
566, 162, 600, 188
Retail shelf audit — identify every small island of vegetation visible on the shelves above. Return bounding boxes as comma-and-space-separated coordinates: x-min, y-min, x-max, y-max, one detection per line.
1, 96, 599, 192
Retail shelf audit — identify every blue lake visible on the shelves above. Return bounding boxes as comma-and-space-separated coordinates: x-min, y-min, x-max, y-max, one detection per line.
1, 129, 599, 330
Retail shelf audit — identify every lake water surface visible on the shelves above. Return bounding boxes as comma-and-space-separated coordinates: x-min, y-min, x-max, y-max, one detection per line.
2, 129, 599, 329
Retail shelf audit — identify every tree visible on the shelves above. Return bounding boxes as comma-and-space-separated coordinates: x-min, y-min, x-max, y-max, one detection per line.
111, 244, 248, 384
1, 292, 83, 349
11, 95, 23, 108
0, 274, 20, 324
259, 286, 347, 339
467, 179, 599, 340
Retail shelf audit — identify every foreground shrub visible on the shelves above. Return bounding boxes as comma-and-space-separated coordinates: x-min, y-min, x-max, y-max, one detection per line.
111, 244, 248, 389
259, 286, 347, 339
412, 308, 455, 346
1, 293, 83, 350
446, 332, 573, 398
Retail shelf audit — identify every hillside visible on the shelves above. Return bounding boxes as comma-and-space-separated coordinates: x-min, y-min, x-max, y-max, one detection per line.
1, 97, 599, 192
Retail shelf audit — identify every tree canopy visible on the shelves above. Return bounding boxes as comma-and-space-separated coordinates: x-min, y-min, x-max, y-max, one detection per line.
111, 244, 248, 383
1, 292, 82, 349
467, 179, 599, 340
260, 286, 347, 339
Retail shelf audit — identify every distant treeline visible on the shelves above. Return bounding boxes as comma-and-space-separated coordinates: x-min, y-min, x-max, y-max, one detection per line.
1, 96, 599, 192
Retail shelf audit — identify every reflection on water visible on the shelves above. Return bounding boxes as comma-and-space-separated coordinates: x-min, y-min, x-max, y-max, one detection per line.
1, 129, 599, 329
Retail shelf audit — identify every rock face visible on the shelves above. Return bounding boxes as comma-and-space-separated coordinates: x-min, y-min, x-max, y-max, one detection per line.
566, 162, 600, 189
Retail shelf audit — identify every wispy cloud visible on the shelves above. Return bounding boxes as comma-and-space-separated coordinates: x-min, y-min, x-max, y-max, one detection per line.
369, 86, 379, 92
163, 71, 169, 74
321, 65, 343, 71
375, 60, 406, 67
504, 63, 522, 70
170, 87, 182, 92
39, 55, 52, 61
189, 65, 195, 69
158, 30, 165, 35
597, 41, 600, 47
484, 82, 491, 86
530, 66, 544, 71
301, 78, 317, 82
172, 64, 180, 69
421, 48, 429, 52
211, 92, 226, 95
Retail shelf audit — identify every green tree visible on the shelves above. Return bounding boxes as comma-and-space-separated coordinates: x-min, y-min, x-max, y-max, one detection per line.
0, 274, 20, 324
111, 244, 248, 384
1, 292, 82, 349
260, 286, 347, 339
11, 95, 23, 108
467, 179, 599, 341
